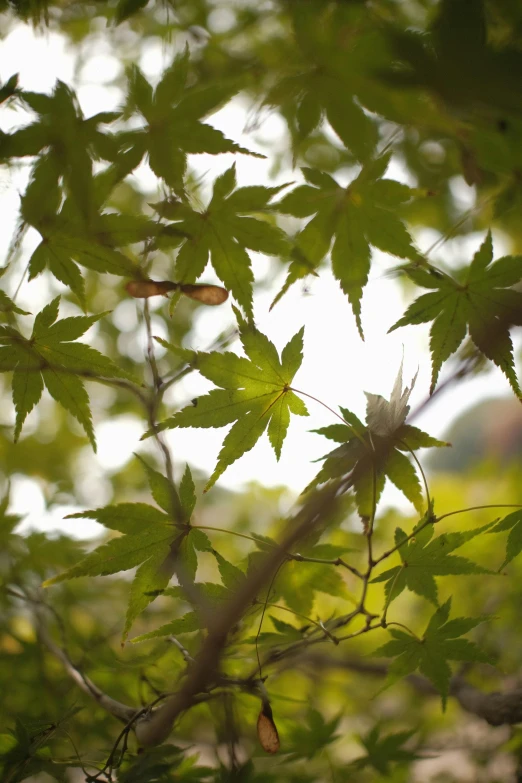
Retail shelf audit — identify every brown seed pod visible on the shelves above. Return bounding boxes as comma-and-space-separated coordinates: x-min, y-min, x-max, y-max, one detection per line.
125, 280, 228, 305
257, 702, 280, 754
179, 283, 229, 306
125, 280, 178, 298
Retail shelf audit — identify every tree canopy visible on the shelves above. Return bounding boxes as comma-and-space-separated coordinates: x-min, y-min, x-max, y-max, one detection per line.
2, 1, 522, 781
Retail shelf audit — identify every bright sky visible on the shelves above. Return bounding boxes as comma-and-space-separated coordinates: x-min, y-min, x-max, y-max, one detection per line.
0, 24, 515, 538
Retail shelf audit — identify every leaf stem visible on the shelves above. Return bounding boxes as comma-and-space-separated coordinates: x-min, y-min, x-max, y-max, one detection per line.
290, 387, 369, 449
398, 439, 432, 511
381, 564, 406, 626
335, 621, 382, 643
194, 525, 364, 579
386, 621, 421, 642
437, 504, 522, 522
141, 300, 183, 523
373, 513, 435, 565
257, 601, 339, 644
255, 561, 286, 680
291, 552, 363, 579
192, 524, 269, 546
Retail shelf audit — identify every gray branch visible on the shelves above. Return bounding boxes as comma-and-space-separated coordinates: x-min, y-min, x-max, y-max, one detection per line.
300, 653, 522, 727
36, 611, 138, 724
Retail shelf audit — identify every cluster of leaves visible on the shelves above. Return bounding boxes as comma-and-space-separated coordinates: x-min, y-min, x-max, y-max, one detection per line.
307, 364, 446, 517
391, 232, 522, 396
375, 599, 493, 710
0, 297, 136, 448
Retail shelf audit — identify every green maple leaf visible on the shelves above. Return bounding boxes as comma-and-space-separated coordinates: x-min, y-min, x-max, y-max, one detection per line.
0, 81, 120, 217
0, 297, 137, 448
310, 364, 447, 516
390, 231, 522, 395
151, 164, 289, 317
0, 269, 29, 317
372, 519, 496, 606
490, 509, 522, 569
0, 73, 19, 105
146, 309, 308, 490
44, 460, 208, 641
276, 155, 420, 335
374, 598, 493, 709
0, 489, 23, 548
21, 159, 148, 307
131, 582, 230, 643
276, 558, 350, 616
114, 0, 149, 23
287, 709, 341, 761
380, 0, 522, 120
265, 4, 381, 161
124, 49, 263, 194
351, 726, 420, 774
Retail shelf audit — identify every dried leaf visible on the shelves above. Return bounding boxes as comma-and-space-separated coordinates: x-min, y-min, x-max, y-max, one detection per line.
365, 360, 418, 437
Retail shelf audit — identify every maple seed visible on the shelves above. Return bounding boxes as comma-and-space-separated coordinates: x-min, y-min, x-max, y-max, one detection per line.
179, 283, 229, 305
126, 280, 178, 298
125, 279, 228, 305
257, 702, 280, 754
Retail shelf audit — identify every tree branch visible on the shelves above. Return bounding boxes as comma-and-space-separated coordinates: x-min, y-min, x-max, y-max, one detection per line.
35, 610, 138, 724
136, 479, 347, 747
299, 652, 522, 727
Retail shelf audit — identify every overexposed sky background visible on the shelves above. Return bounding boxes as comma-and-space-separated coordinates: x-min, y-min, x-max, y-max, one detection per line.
0, 23, 516, 537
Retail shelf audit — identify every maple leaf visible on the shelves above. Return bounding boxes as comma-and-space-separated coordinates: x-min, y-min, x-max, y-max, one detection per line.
0, 73, 19, 105
379, 0, 522, 120
0, 297, 137, 449
44, 461, 208, 641
131, 581, 230, 643
365, 359, 418, 437
310, 364, 447, 516
276, 155, 420, 335
265, 4, 379, 163
264, 3, 424, 163
280, 561, 349, 616
150, 163, 289, 317
351, 726, 421, 774
0, 81, 120, 218
145, 308, 308, 490
372, 519, 497, 606
390, 231, 522, 396
20, 159, 151, 308
490, 509, 522, 569
374, 598, 493, 709
286, 709, 341, 761
0, 268, 29, 317
123, 48, 263, 195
